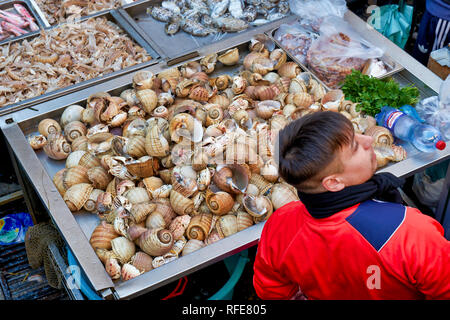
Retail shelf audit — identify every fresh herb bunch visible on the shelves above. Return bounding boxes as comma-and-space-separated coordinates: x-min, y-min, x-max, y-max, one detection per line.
341, 70, 420, 117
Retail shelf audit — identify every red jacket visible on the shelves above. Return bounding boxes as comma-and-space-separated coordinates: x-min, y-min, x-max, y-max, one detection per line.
253, 199, 450, 300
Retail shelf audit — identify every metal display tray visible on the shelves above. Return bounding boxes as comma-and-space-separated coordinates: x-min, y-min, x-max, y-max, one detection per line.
266, 18, 405, 91
118, 0, 298, 62
1, 34, 314, 300
0, 9, 162, 117
0, 0, 48, 45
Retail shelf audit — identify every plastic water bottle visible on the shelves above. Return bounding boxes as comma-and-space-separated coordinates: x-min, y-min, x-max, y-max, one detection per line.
375, 106, 447, 153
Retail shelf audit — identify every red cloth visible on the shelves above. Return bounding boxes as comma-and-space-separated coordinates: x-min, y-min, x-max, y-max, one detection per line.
253, 200, 450, 300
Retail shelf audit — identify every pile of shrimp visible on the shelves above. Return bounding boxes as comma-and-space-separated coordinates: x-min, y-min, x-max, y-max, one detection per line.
35, 0, 124, 25
0, 17, 151, 108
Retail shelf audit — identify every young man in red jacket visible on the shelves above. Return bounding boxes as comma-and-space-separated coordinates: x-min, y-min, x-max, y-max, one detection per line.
253, 111, 450, 300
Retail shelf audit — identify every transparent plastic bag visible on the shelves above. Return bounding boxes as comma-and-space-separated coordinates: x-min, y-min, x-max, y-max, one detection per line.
274, 23, 319, 65
305, 16, 385, 88
289, 0, 347, 23
415, 75, 450, 141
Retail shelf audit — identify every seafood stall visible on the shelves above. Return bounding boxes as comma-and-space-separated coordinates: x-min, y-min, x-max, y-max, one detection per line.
0, 2, 448, 301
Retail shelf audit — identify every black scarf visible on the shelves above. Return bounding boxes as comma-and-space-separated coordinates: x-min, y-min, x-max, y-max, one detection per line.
297, 172, 406, 219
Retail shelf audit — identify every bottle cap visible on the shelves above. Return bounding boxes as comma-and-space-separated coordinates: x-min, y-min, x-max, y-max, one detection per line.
436, 140, 446, 150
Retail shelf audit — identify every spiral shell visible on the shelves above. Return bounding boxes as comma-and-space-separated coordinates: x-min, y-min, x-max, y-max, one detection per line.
60, 105, 85, 128
251, 57, 274, 76
365, 126, 394, 146
218, 48, 239, 66
277, 62, 301, 78
71, 136, 88, 152
130, 202, 156, 224
289, 78, 308, 94
292, 92, 314, 109
38, 119, 62, 137
186, 213, 212, 241
255, 102, 280, 121
200, 53, 217, 74
208, 94, 230, 109
105, 258, 121, 280
85, 166, 112, 190
205, 105, 224, 127
171, 168, 198, 198
216, 214, 238, 238
90, 221, 119, 250
124, 136, 147, 159
169, 189, 194, 216
169, 214, 191, 240
65, 150, 101, 169
145, 211, 168, 230
260, 159, 279, 183
211, 74, 231, 90
136, 89, 158, 114
138, 228, 174, 257
63, 165, 90, 190
153, 201, 177, 225
111, 236, 136, 264
127, 224, 148, 242
254, 85, 276, 101
43, 133, 71, 160
121, 263, 142, 281
321, 90, 345, 112
130, 252, 153, 273
243, 194, 273, 221
249, 173, 272, 196
205, 188, 235, 216
189, 85, 211, 102
28, 134, 47, 150
271, 183, 299, 210
191, 71, 210, 83
144, 125, 170, 158
53, 168, 67, 196
133, 70, 155, 91
63, 183, 93, 212
236, 211, 254, 231
126, 156, 160, 179
64, 121, 87, 142
124, 187, 150, 205
270, 48, 287, 70
181, 239, 205, 256
84, 188, 103, 212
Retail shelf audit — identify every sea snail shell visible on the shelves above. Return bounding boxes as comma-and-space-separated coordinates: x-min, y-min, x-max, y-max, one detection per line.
137, 228, 174, 257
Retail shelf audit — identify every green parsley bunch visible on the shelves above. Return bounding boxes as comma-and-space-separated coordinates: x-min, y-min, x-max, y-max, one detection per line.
341, 70, 420, 117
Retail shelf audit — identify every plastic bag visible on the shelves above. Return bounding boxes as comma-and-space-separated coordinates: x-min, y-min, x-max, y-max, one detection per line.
306, 16, 385, 88
0, 212, 33, 245
289, 0, 347, 24
274, 23, 319, 65
415, 75, 450, 141
368, 2, 414, 49
439, 74, 450, 108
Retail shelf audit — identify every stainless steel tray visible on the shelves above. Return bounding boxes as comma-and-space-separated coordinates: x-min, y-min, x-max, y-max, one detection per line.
31, 0, 122, 26
0, 0, 47, 45
0, 9, 162, 117
266, 18, 405, 91
119, 0, 297, 62
1, 33, 312, 299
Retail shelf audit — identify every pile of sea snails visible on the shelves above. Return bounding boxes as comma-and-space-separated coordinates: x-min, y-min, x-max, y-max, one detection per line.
28, 36, 406, 282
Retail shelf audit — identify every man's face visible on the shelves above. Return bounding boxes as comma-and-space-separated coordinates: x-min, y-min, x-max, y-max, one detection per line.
336, 133, 378, 187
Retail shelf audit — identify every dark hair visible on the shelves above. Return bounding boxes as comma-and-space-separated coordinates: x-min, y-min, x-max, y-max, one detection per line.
274, 111, 354, 192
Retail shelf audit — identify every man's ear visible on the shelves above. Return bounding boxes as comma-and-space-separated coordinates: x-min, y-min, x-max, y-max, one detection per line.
322, 174, 345, 192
